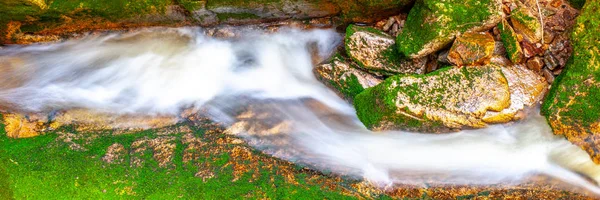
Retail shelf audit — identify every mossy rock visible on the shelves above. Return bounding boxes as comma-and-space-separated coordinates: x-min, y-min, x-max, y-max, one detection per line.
314, 54, 382, 101
396, 0, 503, 59
354, 65, 511, 132
510, 4, 542, 43
345, 25, 427, 76
542, 1, 600, 164
498, 20, 525, 64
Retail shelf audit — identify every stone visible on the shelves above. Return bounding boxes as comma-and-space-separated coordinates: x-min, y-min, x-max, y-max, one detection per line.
542, 68, 555, 84
345, 25, 427, 76
526, 56, 545, 72
498, 21, 525, 63
510, 4, 543, 43
544, 53, 560, 70
354, 65, 510, 132
542, 1, 600, 164
396, 0, 503, 58
53, 109, 179, 132
314, 55, 382, 101
483, 65, 547, 123
447, 32, 496, 66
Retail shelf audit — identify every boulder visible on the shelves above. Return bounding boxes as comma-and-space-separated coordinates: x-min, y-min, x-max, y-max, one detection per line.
345, 25, 427, 76
542, 1, 600, 164
396, 0, 503, 58
447, 32, 496, 66
354, 65, 511, 132
314, 55, 382, 101
498, 20, 525, 64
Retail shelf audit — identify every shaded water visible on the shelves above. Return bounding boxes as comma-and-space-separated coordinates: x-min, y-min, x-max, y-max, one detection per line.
0, 27, 599, 194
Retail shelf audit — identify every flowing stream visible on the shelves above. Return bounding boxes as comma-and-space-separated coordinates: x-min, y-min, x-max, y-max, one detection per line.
1, 27, 599, 194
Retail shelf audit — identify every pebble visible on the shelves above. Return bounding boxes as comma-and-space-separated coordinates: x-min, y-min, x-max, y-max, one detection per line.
526, 57, 544, 73
543, 68, 555, 84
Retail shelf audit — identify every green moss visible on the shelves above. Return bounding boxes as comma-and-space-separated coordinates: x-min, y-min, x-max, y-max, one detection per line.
47, 0, 172, 20
0, 123, 356, 199
396, 0, 500, 58
497, 21, 523, 63
0, 0, 45, 23
542, 1, 600, 130
177, 0, 205, 12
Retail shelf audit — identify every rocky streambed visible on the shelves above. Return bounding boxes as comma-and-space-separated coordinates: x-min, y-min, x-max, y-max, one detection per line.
1, 0, 600, 199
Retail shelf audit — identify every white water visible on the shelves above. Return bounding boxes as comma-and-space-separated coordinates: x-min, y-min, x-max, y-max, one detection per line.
1, 27, 599, 194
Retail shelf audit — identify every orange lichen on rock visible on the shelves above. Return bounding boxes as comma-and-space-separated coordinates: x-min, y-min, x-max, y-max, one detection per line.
2, 113, 43, 138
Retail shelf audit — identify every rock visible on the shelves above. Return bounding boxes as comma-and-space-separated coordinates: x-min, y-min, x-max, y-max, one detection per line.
542, 68, 555, 84
314, 55, 382, 101
526, 56, 545, 73
447, 32, 496, 66
544, 53, 560, 70
53, 109, 178, 132
345, 25, 427, 76
498, 21, 525, 63
483, 65, 547, 123
542, 1, 600, 164
354, 65, 510, 132
510, 4, 543, 43
396, 0, 503, 58
2, 113, 42, 138
521, 41, 543, 58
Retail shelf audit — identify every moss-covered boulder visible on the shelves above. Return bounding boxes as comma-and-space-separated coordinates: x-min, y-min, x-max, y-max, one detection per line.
447, 32, 496, 66
498, 20, 525, 64
542, 1, 600, 164
314, 55, 382, 101
345, 25, 427, 76
354, 65, 511, 132
396, 0, 503, 59
510, 4, 543, 43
